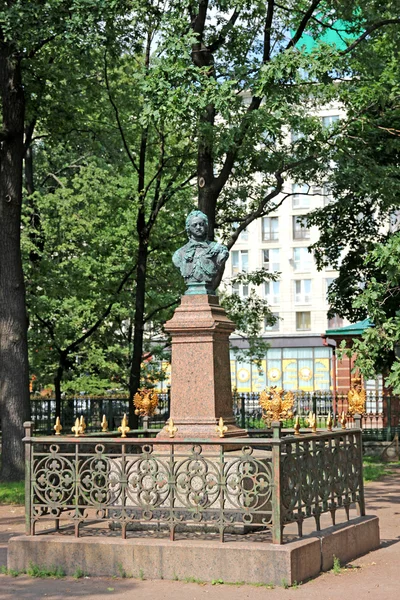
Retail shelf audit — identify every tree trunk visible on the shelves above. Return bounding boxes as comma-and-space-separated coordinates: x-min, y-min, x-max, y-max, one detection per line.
0, 48, 31, 480
128, 238, 148, 429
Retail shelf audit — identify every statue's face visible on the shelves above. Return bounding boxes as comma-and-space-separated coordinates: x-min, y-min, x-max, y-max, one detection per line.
188, 216, 207, 241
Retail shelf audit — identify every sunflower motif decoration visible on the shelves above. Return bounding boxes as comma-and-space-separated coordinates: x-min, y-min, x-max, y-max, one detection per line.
133, 389, 159, 417
259, 386, 295, 424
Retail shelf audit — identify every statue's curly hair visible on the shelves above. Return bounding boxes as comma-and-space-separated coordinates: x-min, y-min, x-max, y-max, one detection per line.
185, 210, 208, 236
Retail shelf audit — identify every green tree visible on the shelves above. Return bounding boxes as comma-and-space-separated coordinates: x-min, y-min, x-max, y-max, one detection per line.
0, 0, 133, 479
340, 234, 400, 391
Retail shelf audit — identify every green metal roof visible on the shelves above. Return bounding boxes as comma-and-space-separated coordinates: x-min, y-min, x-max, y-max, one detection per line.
325, 319, 373, 337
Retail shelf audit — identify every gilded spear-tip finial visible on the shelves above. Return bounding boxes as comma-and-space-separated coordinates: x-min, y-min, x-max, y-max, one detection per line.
294, 415, 301, 435
216, 417, 228, 438
71, 417, 82, 437
118, 414, 130, 438
165, 418, 177, 438
54, 416, 62, 436
327, 412, 333, 432
101, 414, 108, 432
79, 415, 87, 434
340, 411, 347, 430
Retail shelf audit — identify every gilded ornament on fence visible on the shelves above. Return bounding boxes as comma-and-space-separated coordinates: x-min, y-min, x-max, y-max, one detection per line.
327, 412, 333, 432
294, 415, 301, 436
305, 411, 317, 433
165, 418, 177, 438
54, 416, 62, 436
72, 417, 83, 437
133, 389, 159, 417
79, 415, 87, 433
347, 376, 366, 415
101, 414, 108, 432
340, 411, 347, 430
118, 414, 130, 438
259, 386, 294, 424
216, 417, 228, 438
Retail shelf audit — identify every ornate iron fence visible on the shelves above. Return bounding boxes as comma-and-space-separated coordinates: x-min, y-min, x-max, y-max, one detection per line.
25, 390, 400, 441
29, 393, 170, 435
23, 420, 365, 544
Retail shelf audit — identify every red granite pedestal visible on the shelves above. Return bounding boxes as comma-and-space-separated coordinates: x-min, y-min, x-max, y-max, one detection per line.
157, 294, 247, 440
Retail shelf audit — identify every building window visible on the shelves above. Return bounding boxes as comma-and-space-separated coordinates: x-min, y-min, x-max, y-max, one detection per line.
296, 311, 311, 331
262, 216, 279, 241
232, 283, 249, 298
294, 279, 311, 304
264, 280, 280, 304
262, 248, 280, 272
322, 115, 339, 128
328, 314, 343, 329
233, 222, 249, 241
325, 277, 335, 301
265, 313, 280, 332
293, 215, 310, 240
231, 250, 248, 275
293, 247, 312, 272
292, 183, 310, 208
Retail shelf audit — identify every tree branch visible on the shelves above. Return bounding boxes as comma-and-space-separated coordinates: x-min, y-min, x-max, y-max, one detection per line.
208, 8, 240, 53
340, 19, 400, 55
286, 0, 323, 49
104, 51, 139, 173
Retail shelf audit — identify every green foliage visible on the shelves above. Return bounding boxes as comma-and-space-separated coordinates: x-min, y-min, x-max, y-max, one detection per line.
338, 234, 400, 389
26, 562, 65, 579
363, 457, 399, 482
0, 481, 25, 505
332, 556, 342, 575
73, 567, 86, 579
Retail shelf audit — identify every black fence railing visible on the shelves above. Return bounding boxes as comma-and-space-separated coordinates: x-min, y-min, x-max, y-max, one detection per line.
26, 390, 400, 441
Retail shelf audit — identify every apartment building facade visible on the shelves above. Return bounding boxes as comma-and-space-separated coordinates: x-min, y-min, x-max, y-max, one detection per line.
222, 108, 351, 393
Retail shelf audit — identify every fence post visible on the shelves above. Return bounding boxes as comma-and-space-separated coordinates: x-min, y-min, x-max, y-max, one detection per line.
354, 413, 362, 431
386, 395, 392, 442
23, 421, 33, 535
240, 394, 246, 429
272, 421, 282, 544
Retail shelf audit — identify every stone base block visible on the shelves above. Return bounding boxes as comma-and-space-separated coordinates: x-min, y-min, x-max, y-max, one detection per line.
8, 516, 379, 586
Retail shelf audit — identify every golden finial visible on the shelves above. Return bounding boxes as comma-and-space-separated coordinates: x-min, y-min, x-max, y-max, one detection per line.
118, 414, 130, 438
294, 415, 301, 435
72, 418, 82, 437
79, 415, 87, 434
327, 412, 333, 432
101, 414, 108, 433
54, 416, 62, 436
340, 411, 347, 430
305, 411, 317, 433
133, 389, 159, 417
216, 417, 228, 438
165, 418, 177, 438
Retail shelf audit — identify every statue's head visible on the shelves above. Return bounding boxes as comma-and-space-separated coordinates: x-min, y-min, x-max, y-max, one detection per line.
185, 210, 208, 242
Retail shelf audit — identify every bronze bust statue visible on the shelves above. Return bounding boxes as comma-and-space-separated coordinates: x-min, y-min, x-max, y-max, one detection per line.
173, 210, 229, 294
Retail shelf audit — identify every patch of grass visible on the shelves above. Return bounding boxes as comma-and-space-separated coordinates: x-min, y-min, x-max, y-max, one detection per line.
211, 579, 224, 585
1, 565, 21, 577
281, 578, 289, 589
332, 556, 342, 575
362, 458, 399, 482
117, 563, 127, 578
138, 568, 145, 581
26, 562, 65, 579
183, 576, 206, 584
0, 481, 25, 505
73, 567, 86, 579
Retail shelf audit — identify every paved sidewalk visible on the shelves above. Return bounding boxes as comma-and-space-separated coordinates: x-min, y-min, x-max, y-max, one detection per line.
0, 468, 399, 600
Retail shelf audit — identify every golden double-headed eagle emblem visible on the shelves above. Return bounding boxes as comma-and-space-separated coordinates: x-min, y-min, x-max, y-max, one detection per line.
259, 386, 295, 423
133, 389, 159, 417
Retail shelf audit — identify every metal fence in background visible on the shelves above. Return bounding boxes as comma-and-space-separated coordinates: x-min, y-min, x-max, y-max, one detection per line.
27, 390, 399, 441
